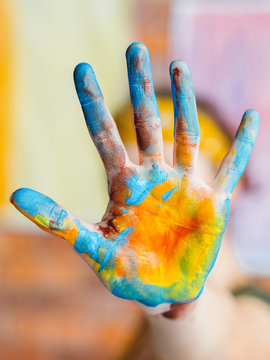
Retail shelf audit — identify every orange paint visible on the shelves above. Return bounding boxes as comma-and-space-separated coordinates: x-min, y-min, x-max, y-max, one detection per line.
106, 175, 222, 295
0, 0, 14, 206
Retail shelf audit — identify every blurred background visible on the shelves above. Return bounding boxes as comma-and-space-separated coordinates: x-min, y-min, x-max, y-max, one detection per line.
1, 0, 270, 359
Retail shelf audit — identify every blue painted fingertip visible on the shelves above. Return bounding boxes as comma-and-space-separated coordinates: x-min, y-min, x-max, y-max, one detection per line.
10, 188, 66, 231
73, 62, 101, 105
11, 188, 53, 217
125, 41, 149, 60
240, 109, 260, 139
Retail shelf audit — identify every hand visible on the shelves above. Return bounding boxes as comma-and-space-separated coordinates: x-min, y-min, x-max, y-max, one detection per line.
10, 42, 260, 307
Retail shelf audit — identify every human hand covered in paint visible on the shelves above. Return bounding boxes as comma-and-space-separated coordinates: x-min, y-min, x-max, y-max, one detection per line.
11, 42, 260, 307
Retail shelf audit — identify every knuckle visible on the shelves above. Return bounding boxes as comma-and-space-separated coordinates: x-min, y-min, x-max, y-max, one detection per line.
49, 205, 68, 231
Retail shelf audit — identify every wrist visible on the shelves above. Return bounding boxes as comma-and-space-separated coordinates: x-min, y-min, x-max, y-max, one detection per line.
135, 301, 171, 316
161, 301, 196, 319
135, 297, 199, 319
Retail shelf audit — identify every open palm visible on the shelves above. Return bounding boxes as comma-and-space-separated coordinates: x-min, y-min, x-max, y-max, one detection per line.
11, 42, 259, 307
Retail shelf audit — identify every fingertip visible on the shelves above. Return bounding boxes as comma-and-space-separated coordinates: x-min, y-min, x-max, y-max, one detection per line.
73, 62, 93, 82
169, 60, 194, 100
10, 189, 79, 241
10, 188, 34, 208
237, 109, 260, 143
10, 188, 56, 220
126, 41, 149, 60
73, 62, 100, 103
125, 42, 151, 75
243, 109, 260, 128
169, 59, 191, 76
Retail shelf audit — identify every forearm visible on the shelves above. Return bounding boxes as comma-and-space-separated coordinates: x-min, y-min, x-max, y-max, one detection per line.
145, 286, 235, 360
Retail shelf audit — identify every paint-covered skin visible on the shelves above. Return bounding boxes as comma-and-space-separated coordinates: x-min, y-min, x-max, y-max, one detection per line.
10, 42, 260, 307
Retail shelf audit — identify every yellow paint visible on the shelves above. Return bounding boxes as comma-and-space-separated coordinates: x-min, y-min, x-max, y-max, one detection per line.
99, 175, 224, 299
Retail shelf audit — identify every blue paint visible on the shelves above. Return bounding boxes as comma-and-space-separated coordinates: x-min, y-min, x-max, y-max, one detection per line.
11, 188, 69, 231
111, 277, 171, 306
121, 208, 129, 214
98, 226, 134, 273
74, 228, 105, 262
126, 42, 159, 114
110, 276, 205, 307
74, 62, 126, 172
126, 42, 161, 155
126, 165, 168, 205
170, 60, 199, 140
74, 63, 97, 105
12, 188, 54, 217
222, 109, 260, 194
74, 62, 107, 135
162, 186, 178, 203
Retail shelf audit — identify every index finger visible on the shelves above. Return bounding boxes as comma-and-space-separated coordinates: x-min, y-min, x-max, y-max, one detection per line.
74, 63, 128, 177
